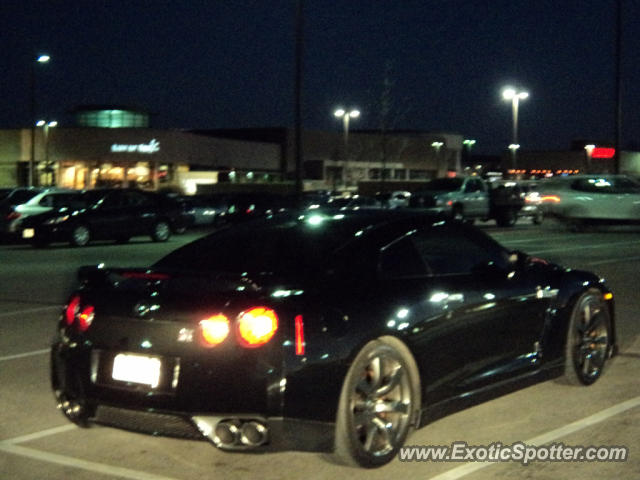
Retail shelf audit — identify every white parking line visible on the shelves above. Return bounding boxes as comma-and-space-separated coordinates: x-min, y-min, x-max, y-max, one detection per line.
3, 424, 78, 445
0, 349, 50, 362
0, 444, 179, 480
428, 395, 640, 480
585, 255, 640, 267
0, 424, 178, 480
0, 305, 60, 318
527, 239, 640, 255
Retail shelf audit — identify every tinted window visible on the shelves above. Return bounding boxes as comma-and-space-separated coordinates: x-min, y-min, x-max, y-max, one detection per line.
7, 190, 40, 204
379, 236, 428, 278
155, 216, 378, 278
411, 224, 507, 275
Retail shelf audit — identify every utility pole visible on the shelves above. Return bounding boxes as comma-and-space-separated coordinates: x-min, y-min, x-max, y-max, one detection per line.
294, 0, 304, 197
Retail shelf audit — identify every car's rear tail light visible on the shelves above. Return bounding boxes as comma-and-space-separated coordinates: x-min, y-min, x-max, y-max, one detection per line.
295, 315, 305, 355
64, 295, 81, 326
77, 306, 95, 332
63, 295, 95, 332
540, 195, 561, 203
236, 307, 278, 347
199, 314, 230, 347
6, 211, 20, 220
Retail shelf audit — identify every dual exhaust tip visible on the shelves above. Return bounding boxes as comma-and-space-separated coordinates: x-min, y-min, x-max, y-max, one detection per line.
214, 419, 269, 448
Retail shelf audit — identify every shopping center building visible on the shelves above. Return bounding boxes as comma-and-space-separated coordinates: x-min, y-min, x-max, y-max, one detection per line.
0, 106, 464, 193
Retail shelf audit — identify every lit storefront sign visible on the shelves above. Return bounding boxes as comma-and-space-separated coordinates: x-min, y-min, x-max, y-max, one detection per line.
590, 147, 615, 159
111, 138, 160, 154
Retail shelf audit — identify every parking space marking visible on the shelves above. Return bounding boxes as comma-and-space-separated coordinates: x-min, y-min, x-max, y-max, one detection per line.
527, 239, 640, 255
428, 395, 640, 480
0, 443, 179, 480
0, 348, 49, 362
2, 424, 77, 445
585, 255, 640, 267
0, 305, 60, 318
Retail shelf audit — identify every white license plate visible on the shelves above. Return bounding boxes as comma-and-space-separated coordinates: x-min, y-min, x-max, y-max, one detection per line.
22, 228, 34, 239
112, 353, 161, 388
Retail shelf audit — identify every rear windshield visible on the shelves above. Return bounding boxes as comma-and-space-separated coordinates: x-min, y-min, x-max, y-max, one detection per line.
154, 215, 378, 277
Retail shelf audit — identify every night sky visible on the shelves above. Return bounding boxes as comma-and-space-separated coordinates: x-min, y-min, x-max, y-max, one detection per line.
2, 0, 638, 155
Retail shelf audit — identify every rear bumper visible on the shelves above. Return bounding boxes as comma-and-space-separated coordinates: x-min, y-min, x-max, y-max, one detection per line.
50, 339, 336, 453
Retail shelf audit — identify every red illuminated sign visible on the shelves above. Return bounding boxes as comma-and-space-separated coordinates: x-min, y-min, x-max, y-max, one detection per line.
591, 147, 615, 159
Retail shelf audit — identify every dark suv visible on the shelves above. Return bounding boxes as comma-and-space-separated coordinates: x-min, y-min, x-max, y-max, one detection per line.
21, 188, 190, 247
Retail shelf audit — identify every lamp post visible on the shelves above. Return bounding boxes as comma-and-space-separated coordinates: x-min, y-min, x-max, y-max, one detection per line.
463, 139, 476, 170
334, 108, 360, 188
508, 143, 520, 173
584, 144, 595, 174
37, 120, 57, 186
29, 54, 51, 187
431, 141, 444, 176
502, 86, 528, 169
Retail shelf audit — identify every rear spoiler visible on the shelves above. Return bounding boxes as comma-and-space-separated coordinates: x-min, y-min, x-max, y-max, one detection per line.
76, 265, 264, 292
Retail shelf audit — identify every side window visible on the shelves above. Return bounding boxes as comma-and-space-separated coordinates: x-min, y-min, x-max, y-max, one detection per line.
100, 193, 123, 209
39, 195, 54, 207
411, 225, 501, 275
124, 192, 152, 207
464, 179, 480, 193
379, 236, 429, 278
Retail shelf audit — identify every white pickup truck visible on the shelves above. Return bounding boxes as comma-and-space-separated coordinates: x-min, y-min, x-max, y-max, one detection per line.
408, 177, 523, 227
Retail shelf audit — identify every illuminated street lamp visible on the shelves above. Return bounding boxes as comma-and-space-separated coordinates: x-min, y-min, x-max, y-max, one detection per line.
37, 120, 57, 186
431, 141, 444, 175
502, 86, 528, 169
334, 108, 360, 187
508, 143, 520, 171
29, 54, 51, 187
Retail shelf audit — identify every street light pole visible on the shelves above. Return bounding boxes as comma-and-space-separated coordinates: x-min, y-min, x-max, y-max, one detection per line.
37, 120, 58, 186
431, 141, 444, 176
584, 144, 595, 174
29, 54, 50, 187
334, 108, 360, 189
502, 87, 528, 170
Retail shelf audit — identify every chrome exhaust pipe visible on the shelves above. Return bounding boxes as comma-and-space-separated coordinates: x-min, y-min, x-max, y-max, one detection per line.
240, 420, 268, 447
214, 420, 241, 447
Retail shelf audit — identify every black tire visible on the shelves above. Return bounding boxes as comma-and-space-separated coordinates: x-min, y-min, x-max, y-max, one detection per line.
333, 337, 421, 468
151, 220, 171, 242
495, 208, 517, 227
451, 204, 464, 222
70, 225, 90, 247
532, 210, 544, 225
562, 289, 612, 386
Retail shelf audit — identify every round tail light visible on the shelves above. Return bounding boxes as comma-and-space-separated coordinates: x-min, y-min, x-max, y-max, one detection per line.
236, 307, 278, 347
199, 314, 230, 347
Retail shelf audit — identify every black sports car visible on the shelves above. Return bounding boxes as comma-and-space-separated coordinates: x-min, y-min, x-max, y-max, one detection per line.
51, 210, 616, 467
21, 188, 190, 247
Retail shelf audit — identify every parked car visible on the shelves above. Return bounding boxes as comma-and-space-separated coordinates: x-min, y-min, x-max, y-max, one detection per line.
21, 188, 190, 247
537, 174, 640, 229
491, 180, 543, 225
376, 190, 411, 208
409, 177, 523, 226
1, 188, 77, 237
52, 210, 615, 467
326, 194, 383, 210
223, 193, 292, 223
0, 187, 46, 239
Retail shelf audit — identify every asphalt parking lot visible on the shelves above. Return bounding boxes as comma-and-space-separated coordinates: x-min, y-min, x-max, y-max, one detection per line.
1, 221, 639, 479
